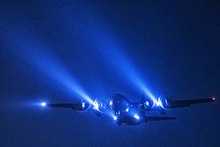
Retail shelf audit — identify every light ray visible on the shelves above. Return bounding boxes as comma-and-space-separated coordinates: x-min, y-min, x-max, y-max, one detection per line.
3, 31, 93, 104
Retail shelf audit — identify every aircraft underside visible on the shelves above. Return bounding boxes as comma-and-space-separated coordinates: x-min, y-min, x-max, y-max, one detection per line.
40, 93, 215, 125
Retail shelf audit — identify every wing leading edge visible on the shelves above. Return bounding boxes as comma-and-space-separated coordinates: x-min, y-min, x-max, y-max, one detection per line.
46, 103, 89, 111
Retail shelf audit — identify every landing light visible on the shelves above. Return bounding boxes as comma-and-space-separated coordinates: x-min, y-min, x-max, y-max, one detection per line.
113, 116, 117, 121
109, 100, 113, 106
126, 108, 129, 112
134, 114, 140, 120
156, 101, 161, 107
212, 97, 216, 101
82, 102, 86, 109
145, 101, 149, 106
93, 99, 99, 111
40, 102, 46, 107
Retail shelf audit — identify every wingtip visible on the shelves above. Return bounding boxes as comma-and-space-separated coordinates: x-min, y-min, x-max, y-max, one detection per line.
40, 102, 47, 107
212, 97, 216, 101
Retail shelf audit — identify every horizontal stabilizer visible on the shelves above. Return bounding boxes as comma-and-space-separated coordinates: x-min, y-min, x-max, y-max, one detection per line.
144, 116, 176, 121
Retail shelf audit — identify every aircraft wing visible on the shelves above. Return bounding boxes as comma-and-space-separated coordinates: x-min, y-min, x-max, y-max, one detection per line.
45, 102, 90, 111
144, 116, 176, 121
164, 97, 215, 108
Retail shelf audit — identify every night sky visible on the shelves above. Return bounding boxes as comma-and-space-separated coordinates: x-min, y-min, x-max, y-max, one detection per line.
0, 0, 220, 146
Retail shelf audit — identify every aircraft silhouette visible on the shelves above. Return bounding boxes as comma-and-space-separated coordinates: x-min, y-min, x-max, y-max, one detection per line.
40, 94, 215, 125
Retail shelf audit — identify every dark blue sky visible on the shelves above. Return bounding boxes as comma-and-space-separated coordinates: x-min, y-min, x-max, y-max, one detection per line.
0, 0, 219, 146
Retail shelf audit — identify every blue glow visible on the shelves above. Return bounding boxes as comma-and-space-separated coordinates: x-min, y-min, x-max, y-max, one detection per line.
145, 101, 149, 106
113, 116, 117, 121
156, 97, 162, 107
93, 99, 100, 111
126, 108, 129, 112
40, 102, 46, 107
3, 31, 93, 104
109, 100, 113, 106
50, 4, 158, 102
134, 114, 140, 120
81, 102, 86, 109
155, 97, 166, 109
143, 87, 158, 105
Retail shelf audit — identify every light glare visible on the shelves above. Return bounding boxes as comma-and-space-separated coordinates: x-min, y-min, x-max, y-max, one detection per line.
6, 34, 94, 104
134, 114, 140, 120
109, 100, 113, 106
93, 99, 100, 111
82, 102, 85, 109
41, 102, 46, 107
113, 116, 117, 120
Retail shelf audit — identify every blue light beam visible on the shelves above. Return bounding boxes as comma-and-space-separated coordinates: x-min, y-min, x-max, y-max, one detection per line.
3, 31, 93, 104
51, 4, 159, 102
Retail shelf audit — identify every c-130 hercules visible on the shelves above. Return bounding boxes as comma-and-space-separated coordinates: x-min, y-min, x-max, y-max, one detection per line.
40, 94, 215, 125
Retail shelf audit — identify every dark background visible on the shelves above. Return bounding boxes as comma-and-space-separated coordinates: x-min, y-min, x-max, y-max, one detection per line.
0, 0, 219, 146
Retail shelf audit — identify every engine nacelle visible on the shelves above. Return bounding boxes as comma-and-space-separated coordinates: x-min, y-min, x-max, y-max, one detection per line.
91, 99, 108, 117
139, 97, 154, 111
75, 101, 90, 112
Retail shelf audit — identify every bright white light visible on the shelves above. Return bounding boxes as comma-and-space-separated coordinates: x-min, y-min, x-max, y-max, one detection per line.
212, 97, 216, 101
77, 91, 93, 104
143, 87, 158, 104
156, 97, 166, 109
126, 107, 129, 112
154, 97, 162, 106
109, 100, 113, 106
113, 116, 117, 121
145, 101, 149, 106
82, 102, 85, 109
156, 100, 161, 107
134, 114, 140, 120
93, 99, 99, 111
41, 102, 46, 107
